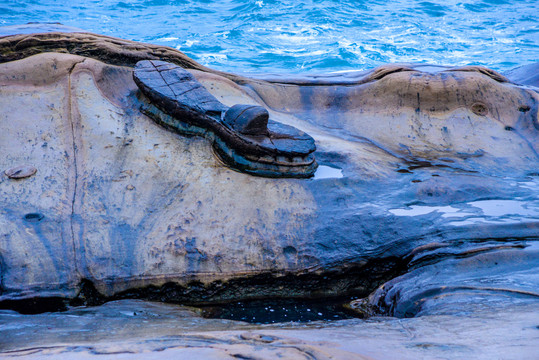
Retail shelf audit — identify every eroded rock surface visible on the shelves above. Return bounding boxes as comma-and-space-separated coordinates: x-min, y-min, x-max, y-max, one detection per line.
0, 29, 537, 316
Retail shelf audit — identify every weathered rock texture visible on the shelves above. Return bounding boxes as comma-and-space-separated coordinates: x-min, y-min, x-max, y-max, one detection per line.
133, 60, 317, 177
0, 30, 538, 311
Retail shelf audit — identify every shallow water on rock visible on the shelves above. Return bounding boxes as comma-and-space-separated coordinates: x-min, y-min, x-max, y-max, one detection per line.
1, 0, 538, 74
199, 297, 355, 323
389, 198, 539, 226
1, 300, 537, 359
313, 165, 343, 180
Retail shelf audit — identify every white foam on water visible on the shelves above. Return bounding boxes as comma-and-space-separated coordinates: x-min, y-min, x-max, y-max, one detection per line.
261, 48, 329, 57
155, 36, 179, 42
198, 53, 229, 65
175, 40, 199, 50
273, 33, 319, 45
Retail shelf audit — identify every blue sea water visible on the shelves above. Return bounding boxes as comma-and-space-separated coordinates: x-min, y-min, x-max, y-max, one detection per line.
1, 0, 538, 74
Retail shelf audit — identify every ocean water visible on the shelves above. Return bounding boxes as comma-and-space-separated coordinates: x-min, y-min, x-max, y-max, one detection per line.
1, 0, 538, 74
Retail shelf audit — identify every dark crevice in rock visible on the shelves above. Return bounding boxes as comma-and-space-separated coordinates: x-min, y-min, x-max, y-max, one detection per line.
0, 297, 68, 314
110, 258, 404, 306
231, 355, 256, 360
0, 257, 406, 318
69, 279, 107, 307
22, 213, 45, 222
66, 58, 85, 282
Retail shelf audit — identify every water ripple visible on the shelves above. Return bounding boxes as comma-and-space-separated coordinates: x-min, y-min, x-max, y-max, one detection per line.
1, 0, 537, 74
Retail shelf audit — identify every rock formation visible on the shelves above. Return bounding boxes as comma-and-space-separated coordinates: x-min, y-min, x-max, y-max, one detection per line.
133, 60, 317, 177
0, 28, 537, 321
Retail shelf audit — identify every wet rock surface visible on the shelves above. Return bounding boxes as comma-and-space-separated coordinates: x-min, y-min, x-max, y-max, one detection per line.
350, 239, 539, 318
0, 25, 538, 359
1, 300, 538, 359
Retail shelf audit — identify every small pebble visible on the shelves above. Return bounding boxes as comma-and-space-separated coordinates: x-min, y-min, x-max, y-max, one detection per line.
5, 165, 37, 179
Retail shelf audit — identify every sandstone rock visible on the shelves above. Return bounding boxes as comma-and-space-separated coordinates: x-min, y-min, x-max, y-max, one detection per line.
0, 30, 537, 310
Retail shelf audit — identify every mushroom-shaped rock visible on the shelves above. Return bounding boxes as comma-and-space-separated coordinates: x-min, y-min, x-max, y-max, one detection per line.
133, 60, 317, 178
222, 104, 269, 136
